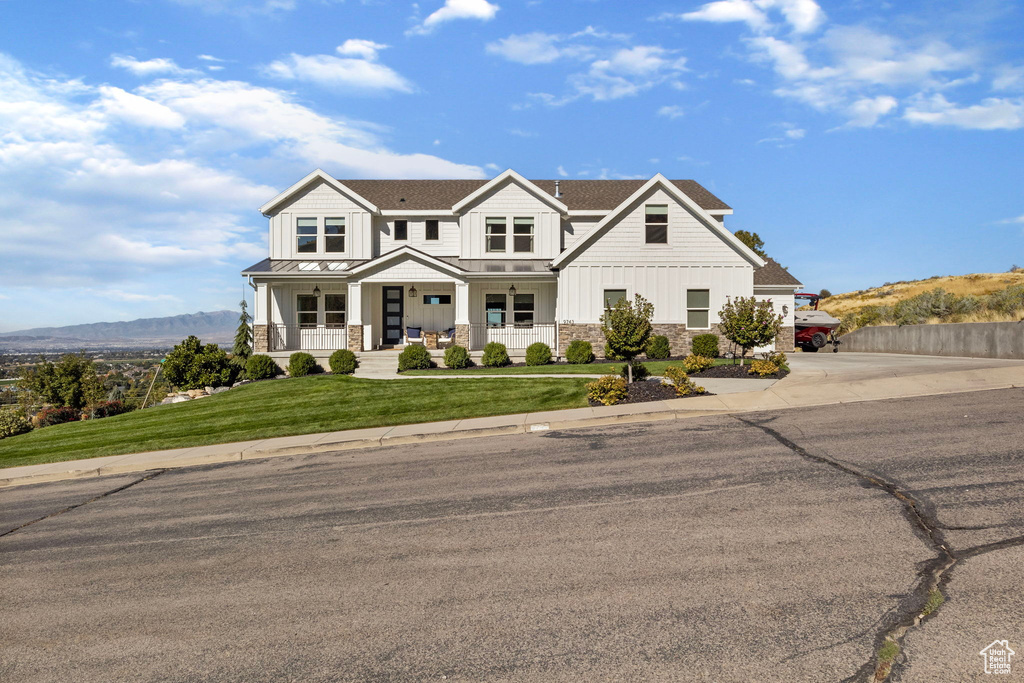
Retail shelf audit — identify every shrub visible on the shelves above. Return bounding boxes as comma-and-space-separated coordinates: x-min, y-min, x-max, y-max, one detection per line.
19, 352, 104, 410
691, 333, 720, 359
0, 408, 32, 439
764, 350, 788, 368
604, 343, 625, 361
818, 288, 832, 299
748, 359, 780, 377
645, 335, 671, 359
398, 344, 433, 371
682, 354, 714, 374
89, 401, 131, 419
328, 349, 358, 375
565, 340, 594, 364
245, 354, 281, 381
34, 406, 81, 427
164, 335, 235, 390
718, 296, 783, 359
664, 366, 706, 397
620, 361, 650, 381
525, 342, 552, 366
601, 293, 654, 383
443, 345, 472, 369
288, 352, 321, 377
586, 375, 628, 406
481, 342, 511, 368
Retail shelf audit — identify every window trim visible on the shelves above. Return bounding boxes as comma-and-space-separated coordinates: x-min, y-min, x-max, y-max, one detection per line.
425, 219, 440, 241
645, 204, 669, 245
423, 294, 452, 305
513, 217, 534, 253
513, 292, 534, 327
296, 216, 319, 254
686, 288, 711, 329
485, 292, 507, 327
296, 293, 319, 328
485, 217, 507, 253
324, 217, 346, 254
394, 219, 408, 241
324, 293, 346, 327
603, 288, 628, 311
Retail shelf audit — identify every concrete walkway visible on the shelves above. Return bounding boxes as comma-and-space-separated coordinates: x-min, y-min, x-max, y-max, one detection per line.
3, 353, 1023, 488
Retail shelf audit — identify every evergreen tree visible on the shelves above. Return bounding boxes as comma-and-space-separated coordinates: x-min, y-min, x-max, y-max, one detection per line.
233, 299, 253, 366
733, 230, 767, 258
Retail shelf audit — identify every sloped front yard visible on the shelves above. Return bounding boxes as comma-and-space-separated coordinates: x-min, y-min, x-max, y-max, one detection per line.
0, 375, 590, 469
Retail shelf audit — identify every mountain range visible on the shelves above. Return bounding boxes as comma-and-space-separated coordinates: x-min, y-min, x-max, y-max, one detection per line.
0, 311, 238, 344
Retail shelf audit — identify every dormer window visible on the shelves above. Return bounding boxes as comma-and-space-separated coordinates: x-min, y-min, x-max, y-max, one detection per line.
394, 220, 408, 241
645, 205, 668, 244
325, 217, 345, 253
513, 218, 534, 253
296, 217, 318, 253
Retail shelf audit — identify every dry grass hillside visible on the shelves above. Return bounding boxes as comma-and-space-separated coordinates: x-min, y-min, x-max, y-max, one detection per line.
815, 271, 1024, 334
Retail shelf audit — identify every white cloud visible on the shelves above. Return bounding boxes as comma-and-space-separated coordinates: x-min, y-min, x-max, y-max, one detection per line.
94, 86, 186, 129
993, 65, 1024, 91
904, 94, 1024, 130
557, 165, 568, 177
567, 46, 688, 102
845, 95, 898, 127
109, 55, 195, 77
98, 289, 182, 303
197, 54, 225, 63
263, 42, 413, 93
408, 0, 499, 36
658, 104, 685, 119
996, 214, 1024, 224
486, 33, 568, 65
670, 0, 824, 34
785, 127, 805, 138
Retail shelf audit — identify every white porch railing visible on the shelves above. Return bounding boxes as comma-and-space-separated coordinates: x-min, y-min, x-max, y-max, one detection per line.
469, 323, 556, 350
269, 324, 348, 352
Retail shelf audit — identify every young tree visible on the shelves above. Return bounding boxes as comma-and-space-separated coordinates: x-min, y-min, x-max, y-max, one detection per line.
232, 298, 253, 366
600, 294, 654, 383
19, 352, 105, 409
733, 230, 767, 258
717, 297, 783, 362
163, 336, 234, 390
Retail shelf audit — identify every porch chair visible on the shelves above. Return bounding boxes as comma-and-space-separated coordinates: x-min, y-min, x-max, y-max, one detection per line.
438, 326, 456, 346
404, 326, 424, 345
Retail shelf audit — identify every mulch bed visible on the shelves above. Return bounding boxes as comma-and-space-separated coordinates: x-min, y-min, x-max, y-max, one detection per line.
693, 363, 790, 380
588, 379, 713, 407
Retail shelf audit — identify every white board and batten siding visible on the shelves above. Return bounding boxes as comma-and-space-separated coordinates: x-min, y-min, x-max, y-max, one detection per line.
557, 188, 755, 324
376, 217, 459, 257
267, 179, 373, 260
754, 288, 797, 328
459, 182, 561, 260
467, 282, 557, 325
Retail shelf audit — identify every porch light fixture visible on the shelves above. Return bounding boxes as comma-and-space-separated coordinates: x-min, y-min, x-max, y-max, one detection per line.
313, 284, 321, 298
508, 284, 517, 297
408, 285, 418, 297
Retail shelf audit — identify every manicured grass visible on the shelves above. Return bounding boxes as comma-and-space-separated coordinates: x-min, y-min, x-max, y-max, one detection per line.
0, 375, 590, 469
403, 358, 743, 376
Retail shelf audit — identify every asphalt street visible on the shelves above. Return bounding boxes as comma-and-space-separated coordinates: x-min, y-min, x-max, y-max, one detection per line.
2, 387, 1022, 682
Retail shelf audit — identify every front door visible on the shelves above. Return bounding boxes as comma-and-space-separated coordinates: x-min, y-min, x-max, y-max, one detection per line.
382, 286, 404, 347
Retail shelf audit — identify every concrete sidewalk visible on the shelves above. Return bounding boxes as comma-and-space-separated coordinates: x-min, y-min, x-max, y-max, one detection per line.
3, 362, 1024, 488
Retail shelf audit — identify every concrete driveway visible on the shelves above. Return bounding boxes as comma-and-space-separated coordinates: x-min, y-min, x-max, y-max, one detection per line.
784, 351, 1024, 385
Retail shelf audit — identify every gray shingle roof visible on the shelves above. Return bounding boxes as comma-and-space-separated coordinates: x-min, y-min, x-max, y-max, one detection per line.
340, 179, 730, 212
754, 257, 802, 287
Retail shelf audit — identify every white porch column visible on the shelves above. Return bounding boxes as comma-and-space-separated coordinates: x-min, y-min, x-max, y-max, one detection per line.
347, 281, 364, 352
253, 282, 268, 325
454, 281, 470, 324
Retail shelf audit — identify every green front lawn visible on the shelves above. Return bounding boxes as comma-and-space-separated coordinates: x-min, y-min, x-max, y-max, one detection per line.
402, 358, 743, 376
0, 375, 590, 469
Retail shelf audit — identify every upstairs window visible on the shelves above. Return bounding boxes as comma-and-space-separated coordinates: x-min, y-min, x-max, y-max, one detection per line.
485, 293, 506, 326
425, 219, 439, 241
394, 220, 408, 241
325, 217, 345, 253
486, 218, 506, 252
687, 289, 710, 329
604, 289, 627, 309
645, 204, 668, 244
297, 294, 318, 327
513, 293, 534, 326
325, 294, 346, 327
296, 217, 318, 253
513, 218, 534, 253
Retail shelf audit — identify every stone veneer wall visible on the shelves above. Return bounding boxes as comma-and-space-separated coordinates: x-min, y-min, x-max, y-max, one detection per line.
558, 323, 731, 358
253, 324, 268, 353
777, 326, 795, 352
454, 324, 470, 349
347, 325, 363, 353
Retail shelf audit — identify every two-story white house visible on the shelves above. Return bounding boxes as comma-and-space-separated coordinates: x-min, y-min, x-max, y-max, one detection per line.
242, 168, 802, 358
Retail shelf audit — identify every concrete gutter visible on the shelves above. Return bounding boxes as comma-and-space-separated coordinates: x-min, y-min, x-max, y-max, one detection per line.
3, 364, 1024, 489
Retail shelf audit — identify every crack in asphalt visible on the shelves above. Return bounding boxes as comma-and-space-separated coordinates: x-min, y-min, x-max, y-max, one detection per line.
0, 469, 167, 539
734, 415, 1024, 682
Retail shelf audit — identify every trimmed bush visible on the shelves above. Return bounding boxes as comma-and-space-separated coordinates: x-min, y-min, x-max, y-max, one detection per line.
565, 340, 594, 364
288, 352, 321, 377
164, 335, 235, 390
664, 366, 706, 396
764, 350, 788, 368
34, 406, 81, 427
329, 349, 358, 375
245, 354, 281, 381
603, 343, 625, 361
691, 333, 720, 359
645, 335, 671, 360
586, 375, 628, 406
748, 359, 780, 377
525, 342, 552, 366
398, 344, 433, 371
620, 361, 650, 381
682, 354, 714, 374
0, 408, 32, 439
443, 345, 472, 369
481, 342, 511, 368
88, 401, 131, 420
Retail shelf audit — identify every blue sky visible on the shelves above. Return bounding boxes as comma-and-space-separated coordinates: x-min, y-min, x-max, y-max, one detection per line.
1, 0, 1022, 330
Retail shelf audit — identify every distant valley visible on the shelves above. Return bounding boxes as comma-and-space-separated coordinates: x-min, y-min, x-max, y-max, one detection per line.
0, 311, 237, 351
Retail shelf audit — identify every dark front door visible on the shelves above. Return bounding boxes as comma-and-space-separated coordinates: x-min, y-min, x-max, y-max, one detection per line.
382, 286, 404, 346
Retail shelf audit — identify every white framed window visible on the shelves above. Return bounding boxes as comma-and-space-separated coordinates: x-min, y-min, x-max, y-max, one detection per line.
425, 219, 439, 241
325, 294, 346, 327
394, 220, 408, 241
485, 293, 506, 326
645, 204, 668, 244
513, 293, 534, 326
325, 217, 345, 253
296, 217, 318, 253
486, 218, 506, 252
687, 289, 710, 328
297, 294, 318, 327
423, 294, 452, 305
513, 218, 534, 253
603, 289, 627, 309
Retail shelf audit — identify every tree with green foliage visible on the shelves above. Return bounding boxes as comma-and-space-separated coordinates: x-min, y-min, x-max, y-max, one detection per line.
19, 352, 105, 409
232, 299, 253, 367
163, 336, 235, 390
733, 230, 767, 258
819, 288, 832, 299
600, 293, 654, 383
717, 296, 783, 362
